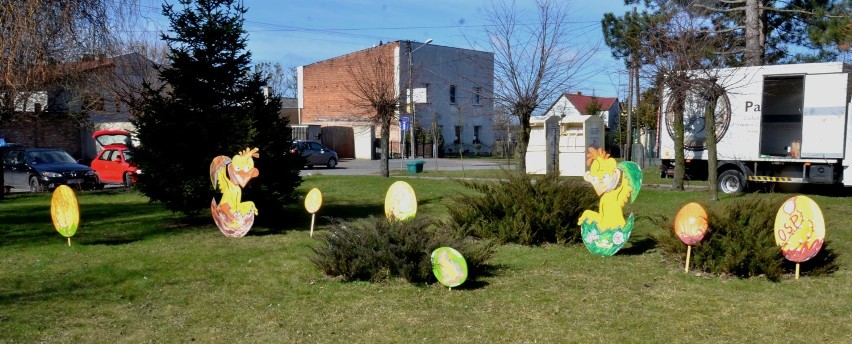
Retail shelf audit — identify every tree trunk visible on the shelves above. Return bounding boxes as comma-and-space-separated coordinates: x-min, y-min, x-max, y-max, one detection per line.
380, 117, 390, 177
670, 85, 686, 191
626, 65, 634, 161
704, 85, 720, 201
745, 0, 763, 66
0, 160, 4, 199
515, 112, 532, 173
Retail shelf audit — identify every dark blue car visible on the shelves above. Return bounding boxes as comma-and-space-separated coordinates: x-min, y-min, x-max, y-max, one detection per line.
2, 147, 99, 192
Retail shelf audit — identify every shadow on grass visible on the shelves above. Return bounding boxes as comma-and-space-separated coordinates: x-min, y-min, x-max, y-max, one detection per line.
618, 237, 657, 255
251, 203, 385, 236
0, 195, 205, 247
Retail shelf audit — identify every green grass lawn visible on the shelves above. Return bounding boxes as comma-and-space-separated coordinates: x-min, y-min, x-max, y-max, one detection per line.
0, 177, 850, 342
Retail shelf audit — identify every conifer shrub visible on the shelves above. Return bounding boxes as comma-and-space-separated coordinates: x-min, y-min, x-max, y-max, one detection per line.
447, 172, 597, 245
653, 195, 838, 281
311, 216, 496, 284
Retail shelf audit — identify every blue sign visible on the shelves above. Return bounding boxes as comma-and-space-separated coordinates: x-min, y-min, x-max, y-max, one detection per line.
400, 116, 410, 131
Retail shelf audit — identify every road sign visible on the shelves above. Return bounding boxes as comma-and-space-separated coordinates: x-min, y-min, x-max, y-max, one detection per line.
400, 116, 410, 131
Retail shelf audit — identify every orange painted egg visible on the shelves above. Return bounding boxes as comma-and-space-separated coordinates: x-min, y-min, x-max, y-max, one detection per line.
305, 188, 323, 214
384, 181, 417, 221
773, 196, 825, 263
674, 202, 708, 246
50, 185, 80, 238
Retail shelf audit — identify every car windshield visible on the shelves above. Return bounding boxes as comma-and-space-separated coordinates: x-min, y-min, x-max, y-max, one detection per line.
28, 150, 76, 164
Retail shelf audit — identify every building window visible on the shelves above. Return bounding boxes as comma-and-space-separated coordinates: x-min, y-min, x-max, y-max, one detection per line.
474, 87, 481, 105
454, 125, 462, 144
473, 126, 481, 144
449, 84, 456, 104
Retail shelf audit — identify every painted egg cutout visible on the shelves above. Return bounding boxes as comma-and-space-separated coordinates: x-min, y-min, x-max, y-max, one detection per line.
51, 185, 80, 238
384, 181, 417, 221
431, 247, 468, 288
674, 202, 709, 246
305, 188, 323, 214
773, 196, 825, 263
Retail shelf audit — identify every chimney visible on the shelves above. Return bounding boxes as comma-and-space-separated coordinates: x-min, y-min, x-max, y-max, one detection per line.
576, 91, 582, 96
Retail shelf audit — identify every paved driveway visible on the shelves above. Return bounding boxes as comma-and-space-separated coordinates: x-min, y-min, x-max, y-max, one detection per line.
300, 158, 514, 176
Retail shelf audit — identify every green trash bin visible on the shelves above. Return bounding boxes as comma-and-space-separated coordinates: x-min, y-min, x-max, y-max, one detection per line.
407, 160, 425, 174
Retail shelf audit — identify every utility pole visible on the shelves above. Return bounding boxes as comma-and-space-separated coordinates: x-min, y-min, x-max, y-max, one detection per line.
408, 39, 432, 158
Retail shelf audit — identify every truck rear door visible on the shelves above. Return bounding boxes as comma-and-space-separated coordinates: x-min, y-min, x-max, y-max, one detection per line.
801, 72, 848, 158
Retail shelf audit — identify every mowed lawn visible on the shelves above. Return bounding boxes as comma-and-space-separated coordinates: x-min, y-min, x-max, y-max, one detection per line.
0, 175, 850, 343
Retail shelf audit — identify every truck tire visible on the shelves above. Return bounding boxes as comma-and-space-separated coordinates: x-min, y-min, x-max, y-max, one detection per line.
718, 170, 745, 194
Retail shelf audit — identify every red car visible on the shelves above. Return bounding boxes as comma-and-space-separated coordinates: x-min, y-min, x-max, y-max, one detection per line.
90, 129, 139, 187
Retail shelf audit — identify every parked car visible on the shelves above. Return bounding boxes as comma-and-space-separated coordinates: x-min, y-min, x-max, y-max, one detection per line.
2, 147, 99, 192
90, 129, 138, 187
290, 140, 338, 168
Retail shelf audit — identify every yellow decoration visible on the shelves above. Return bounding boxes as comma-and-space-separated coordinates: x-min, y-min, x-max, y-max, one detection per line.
674, 202, 709, 246
50, 185, 80, 246
305, 188, 322, 214
384, 181, 417, 221
305, 188, 323, 237
210, 147, 260, 238
773, 196, 825, 264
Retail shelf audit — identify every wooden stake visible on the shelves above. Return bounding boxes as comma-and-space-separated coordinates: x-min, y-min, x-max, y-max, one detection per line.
67, 237, 71, 247
684, 245, 692, 272
795, 263, 800, 280
310, 213, 316, 238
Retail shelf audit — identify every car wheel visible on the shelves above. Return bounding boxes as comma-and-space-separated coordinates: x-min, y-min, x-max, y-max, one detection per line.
123, 172, 133, 189
718, 169, 745, 194
29, 176, 42, 193
327, 158, 337, 169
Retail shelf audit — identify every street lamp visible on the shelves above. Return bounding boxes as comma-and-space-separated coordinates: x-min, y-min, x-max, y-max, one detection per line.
408, 38, 432, 158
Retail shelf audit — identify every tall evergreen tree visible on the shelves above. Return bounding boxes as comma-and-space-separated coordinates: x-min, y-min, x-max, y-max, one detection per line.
132, 0, 301, 216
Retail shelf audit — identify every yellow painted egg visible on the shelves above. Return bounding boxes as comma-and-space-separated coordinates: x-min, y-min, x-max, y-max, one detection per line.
773, 196, 825, 263
674, 202, 709, 246
305, 188, 323, 214
384, 181, 417, 221
50, 185, 80, 238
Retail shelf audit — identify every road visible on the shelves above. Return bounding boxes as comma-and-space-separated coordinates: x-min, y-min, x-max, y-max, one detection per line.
300, 157, 515, 176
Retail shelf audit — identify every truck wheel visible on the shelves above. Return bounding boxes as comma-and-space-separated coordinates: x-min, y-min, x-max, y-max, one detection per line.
718, 170, 745, 194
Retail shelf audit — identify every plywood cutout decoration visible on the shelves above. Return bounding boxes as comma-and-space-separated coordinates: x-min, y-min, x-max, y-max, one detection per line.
431, 247, 468, 289
305, 188, 323, 237
674, 202, 709, 272
384, 181, 417, 221
51, 185, 80, 246
773, 196, 826, 279
210, 147, 260, 237
578, 148, 642, 256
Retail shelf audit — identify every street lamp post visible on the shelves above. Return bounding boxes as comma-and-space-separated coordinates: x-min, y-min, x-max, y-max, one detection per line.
408, 39, 432, 159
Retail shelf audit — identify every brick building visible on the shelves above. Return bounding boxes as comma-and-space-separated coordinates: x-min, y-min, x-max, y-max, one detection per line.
298, 41, 494, 159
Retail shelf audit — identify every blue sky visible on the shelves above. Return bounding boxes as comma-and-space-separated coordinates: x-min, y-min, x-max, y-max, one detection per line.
140, 0, 635, 98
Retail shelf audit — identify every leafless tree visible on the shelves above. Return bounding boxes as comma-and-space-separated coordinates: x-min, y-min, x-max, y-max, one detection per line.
345, 45, 399, 177
255, 62, 298, 99
483, 0, 598, 173
645, 1, 729, 199
0, 0, 141, 199
1, 0, 143, 121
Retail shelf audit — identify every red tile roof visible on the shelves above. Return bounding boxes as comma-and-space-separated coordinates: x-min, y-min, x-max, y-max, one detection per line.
565, 93, 618, 115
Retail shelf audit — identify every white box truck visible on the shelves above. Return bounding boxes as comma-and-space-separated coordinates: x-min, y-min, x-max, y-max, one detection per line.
657, 62, 852, 193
